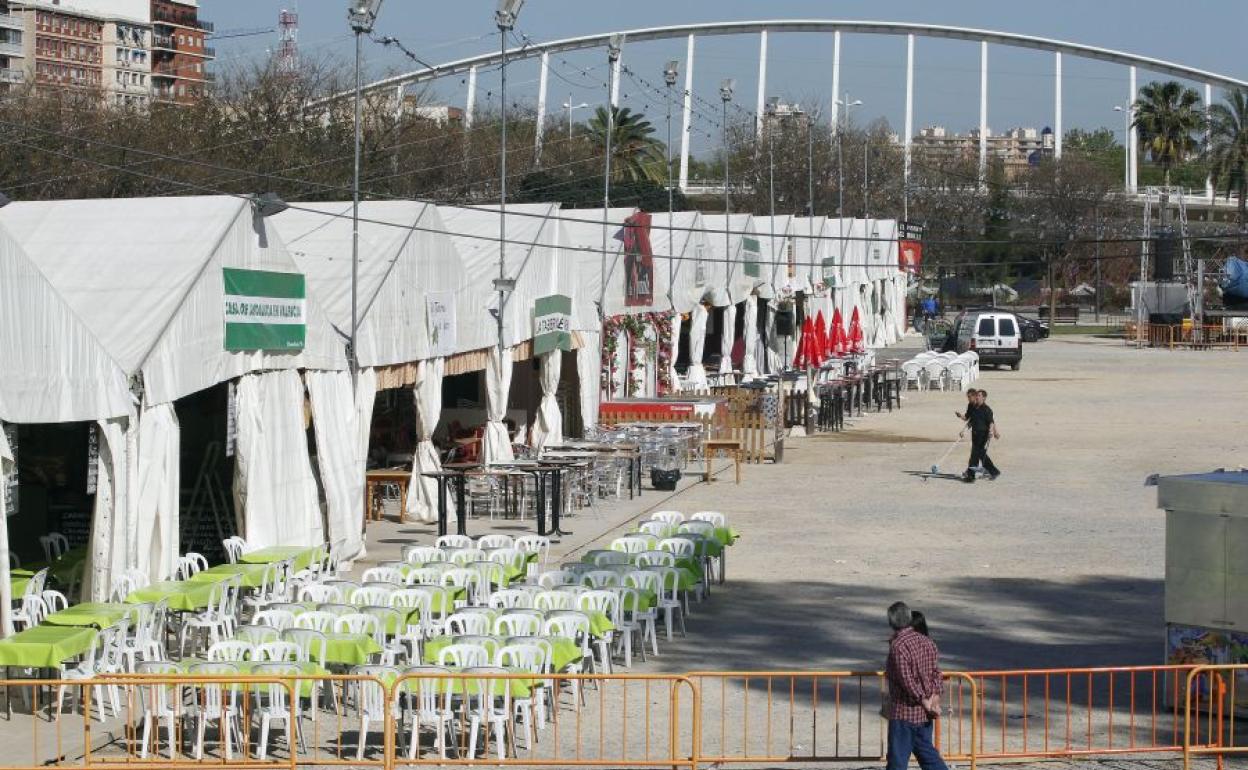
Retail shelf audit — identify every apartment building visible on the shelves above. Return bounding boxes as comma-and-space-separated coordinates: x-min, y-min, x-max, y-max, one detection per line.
0, 2, 24, 90
7, 0, 210, 104
150, 0, 212, 103
913, 124, 1055, 177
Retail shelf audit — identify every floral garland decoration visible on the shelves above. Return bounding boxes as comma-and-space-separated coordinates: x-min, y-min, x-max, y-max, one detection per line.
599, 312, 675, 397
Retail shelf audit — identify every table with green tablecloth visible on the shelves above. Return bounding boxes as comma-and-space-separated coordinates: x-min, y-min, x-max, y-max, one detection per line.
0, 624, 97, 668
714, 527, 740, 547
423, 634, 581, 673
385, 666, 535, 699
43, 602, 133, 629
188, 563, 270, 589
288, 602, 421, 635
9, 569, 34, 596
322, 632, 382, 666
240, 545, 323, 572
402, 553, 537, 587
125, 580, 217, 611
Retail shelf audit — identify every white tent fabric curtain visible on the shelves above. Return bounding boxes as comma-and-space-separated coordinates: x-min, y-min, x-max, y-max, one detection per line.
741, 297, 760, 379
482, 347, 515, 464
0, 425, 14, 636
86, 417, 131, 601
685, 304, 709, 390
667, 311, 682, 393
764, 302, 783, 374
135, 402, 179, 583
576, 332, 601, 435
719, 304, 737, 376
233, 370, 324, 550
406, 357, 445, 523
306, 368, 373, 561
530, 350, 563, 450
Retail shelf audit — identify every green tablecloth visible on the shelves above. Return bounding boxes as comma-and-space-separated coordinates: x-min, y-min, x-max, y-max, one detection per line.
714, 527, 740, 547
188, 563, 270, 589
9, 569, 34, 596
387, 666, 535, 699
423, 635, 581, 672
240, 546, 323, 572
43, 602, 133, 629
125, 580, 217, 611
289, 602, 421, 635
0, 624, 97, 668
176, 658, 328, 697
322, 632, 382, 666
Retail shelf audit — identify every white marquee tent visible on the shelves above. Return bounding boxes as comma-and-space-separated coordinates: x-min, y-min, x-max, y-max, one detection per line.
0, 196, 346, 603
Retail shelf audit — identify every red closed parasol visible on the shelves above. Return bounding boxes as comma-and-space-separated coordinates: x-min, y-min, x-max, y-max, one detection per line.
849, 306, 865, 353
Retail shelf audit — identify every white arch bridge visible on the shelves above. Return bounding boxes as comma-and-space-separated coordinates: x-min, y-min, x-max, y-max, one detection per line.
329, 20, 1248, 200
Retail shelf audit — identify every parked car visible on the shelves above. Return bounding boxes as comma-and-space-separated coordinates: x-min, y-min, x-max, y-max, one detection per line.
1015, 314, 1050, 343
954, 310, 1023, 370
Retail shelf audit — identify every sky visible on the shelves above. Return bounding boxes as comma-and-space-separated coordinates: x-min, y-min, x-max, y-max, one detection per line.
207, 1, 1247, 157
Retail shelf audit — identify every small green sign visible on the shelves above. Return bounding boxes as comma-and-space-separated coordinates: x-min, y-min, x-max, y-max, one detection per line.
742, 236, 761, 278
223, 267, 306, 351
821, 257, 838, 286
533, 294, 572, 356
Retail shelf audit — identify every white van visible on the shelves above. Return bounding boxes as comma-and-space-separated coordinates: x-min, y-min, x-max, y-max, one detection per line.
955, 311, 1023, 370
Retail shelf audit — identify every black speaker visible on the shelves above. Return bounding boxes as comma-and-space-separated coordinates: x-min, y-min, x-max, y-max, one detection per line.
775, 309, 796, 336
1149, 312, 1183, 325
1153, 227, 1176, 282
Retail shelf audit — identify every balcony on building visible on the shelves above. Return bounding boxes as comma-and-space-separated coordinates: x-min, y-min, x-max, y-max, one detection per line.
0, 67, 22, 84
0, 6, 21, 32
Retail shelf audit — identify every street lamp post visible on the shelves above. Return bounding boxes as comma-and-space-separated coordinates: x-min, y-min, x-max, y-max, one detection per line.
563, 95, 588, 138
834, 93, 862, 218
664, 60, 679, 305
720, 79, 734, 280
601, 34, 622, 315
765, 97, 779, 267
347, 0, 384, 388
494, 0, 523, 361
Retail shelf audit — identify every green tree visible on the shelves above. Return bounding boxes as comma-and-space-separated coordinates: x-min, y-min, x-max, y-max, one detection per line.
586, 106, 666, 183
1133, 80, 1204, 186
1206, 88, 1248, 224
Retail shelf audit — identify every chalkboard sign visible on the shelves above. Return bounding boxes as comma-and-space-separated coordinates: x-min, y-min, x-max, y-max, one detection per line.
53, 506, 92, 549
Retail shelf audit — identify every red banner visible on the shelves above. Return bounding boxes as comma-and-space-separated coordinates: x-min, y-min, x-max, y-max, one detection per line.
622, 211, 654, 307
899, 239, 922, 273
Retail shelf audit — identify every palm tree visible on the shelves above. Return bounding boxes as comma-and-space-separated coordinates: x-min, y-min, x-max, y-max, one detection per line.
1132, 80, 1204, 186
1207, 89, 1248, 224
586, 106, 666, 183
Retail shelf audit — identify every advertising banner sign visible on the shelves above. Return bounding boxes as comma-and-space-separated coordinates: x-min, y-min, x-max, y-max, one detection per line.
622, 212, 655, 307
223, 268, 306, 351
533, 294, 573, 356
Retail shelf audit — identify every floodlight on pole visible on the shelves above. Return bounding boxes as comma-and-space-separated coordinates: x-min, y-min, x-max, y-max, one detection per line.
833, 93, 862, 218
347, 0, 383, 390
495, 0, 523, 365
563, 98, 588, 138
664, 59, 679, 306
1113, 105, 1131, 192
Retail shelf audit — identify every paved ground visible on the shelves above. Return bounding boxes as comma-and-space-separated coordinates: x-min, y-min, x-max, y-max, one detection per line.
358, 334, 1248, 674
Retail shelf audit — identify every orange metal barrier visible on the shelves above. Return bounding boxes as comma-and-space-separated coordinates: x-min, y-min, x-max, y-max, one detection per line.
1, 671, 699, 770
964, 665, 1216, 760
686, 671, 977, 767
1184, 664, 1245, 770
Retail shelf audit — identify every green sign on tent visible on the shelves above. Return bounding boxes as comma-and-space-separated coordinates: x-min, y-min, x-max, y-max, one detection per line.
223, 267, 306, 351
742, 236, 761, 278
532, 294, 572, 356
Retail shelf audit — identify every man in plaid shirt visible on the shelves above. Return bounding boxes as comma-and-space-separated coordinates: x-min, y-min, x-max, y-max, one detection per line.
884, 602, 947, 770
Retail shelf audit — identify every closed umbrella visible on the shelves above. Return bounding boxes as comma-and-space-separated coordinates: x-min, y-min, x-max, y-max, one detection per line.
814, 310, 829, 361
830, 307, 845, 355
792, 317, 809, 368
849, 307, 865, 353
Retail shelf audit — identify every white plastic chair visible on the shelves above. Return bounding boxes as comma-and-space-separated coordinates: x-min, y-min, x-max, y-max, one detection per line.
477, 534, 514, 550
298, 584, 341, 603
492, 612, 541, 637
235, 624, 281, 647
444, 611, 491, 636
488, 588, 533, 609
463, 666, 513, 760
253, 609, 296, 631
400, 666, 455, 759
577, 591, 618, 674
435, 534, 473, 550
361, 567, 404, 585
514, 534, 551, 574
179, 579, 239, 657
39, 533, 70, 563
436, 642, 490, 668
251, 661, 306, 759
221, 537, 248, 564
351, 586, 394, 606
255, 640, 301, 662
649, 510, 685, 525
402, 545, 445, 565
187, 662, 243, 760
533, 590, 574, 611
133, 660, 181, 759
206, 640, 254, 663
292, 611, 336, 633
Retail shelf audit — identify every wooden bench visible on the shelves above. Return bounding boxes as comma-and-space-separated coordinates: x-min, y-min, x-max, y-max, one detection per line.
703, 438, 743, 484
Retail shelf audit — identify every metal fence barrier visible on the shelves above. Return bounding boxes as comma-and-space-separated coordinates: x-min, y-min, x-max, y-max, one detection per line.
5, 665, 1248, 769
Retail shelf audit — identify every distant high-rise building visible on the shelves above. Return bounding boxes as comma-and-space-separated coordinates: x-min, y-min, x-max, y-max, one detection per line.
912, 124, 1055, 177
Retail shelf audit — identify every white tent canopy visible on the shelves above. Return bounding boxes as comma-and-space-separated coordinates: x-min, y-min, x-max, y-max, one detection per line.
562, 207, 647, 321
276, 200, 492, 365
0, 196, 346, 406
752, 214, 794, 301
438, 203, 585, 348
0, 222, 132, 424
701, 214, 759, 306
653, 211, 716, 313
